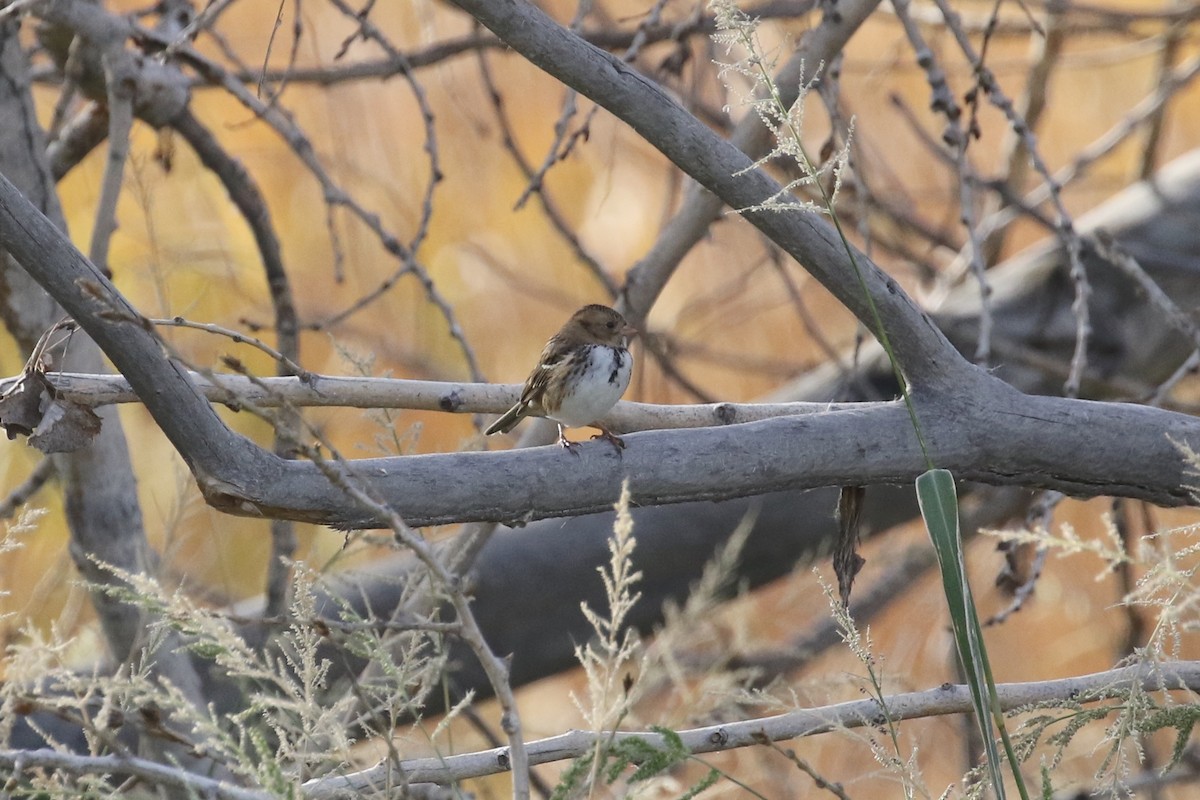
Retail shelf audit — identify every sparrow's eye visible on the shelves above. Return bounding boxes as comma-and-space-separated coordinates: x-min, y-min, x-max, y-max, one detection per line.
606, 321, 616, 329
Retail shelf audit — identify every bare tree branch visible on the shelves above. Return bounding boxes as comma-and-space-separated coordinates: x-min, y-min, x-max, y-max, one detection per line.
2, 134, 1200, 531
0, 456, 54, 519
3, 1, 1200, 527
453, 0, 959, 382
304, 660, 1200, 792
6, 369, 870, 421
0, 9, 216, 781
618, 0, 883, 328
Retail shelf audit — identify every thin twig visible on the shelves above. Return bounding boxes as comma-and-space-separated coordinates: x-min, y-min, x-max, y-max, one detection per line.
320, 0, 446, 330
1147, 351, 1200, 407
616, 0, 880, 329
987, 545, 1046, 626
980, 3, 1065, 265
146, 316, 309, 379
760, 739, 852, 800
136, 23, 482, 380
0, 458, 56, 520
87, 42, 136, 276
1137, 0, 1190, 180
473, 39, 617, 296
923, 0, 1092, 395
15, 368, 872, 427
170, 2, 824, 88
302, 660, 1200, 793
1092, 234, 1200, 356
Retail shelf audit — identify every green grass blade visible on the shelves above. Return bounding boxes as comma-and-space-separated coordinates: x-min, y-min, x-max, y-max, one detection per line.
917, 469, 1029, 800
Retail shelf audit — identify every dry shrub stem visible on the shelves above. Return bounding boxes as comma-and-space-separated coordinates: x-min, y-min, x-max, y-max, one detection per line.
303, 661, 1200, 792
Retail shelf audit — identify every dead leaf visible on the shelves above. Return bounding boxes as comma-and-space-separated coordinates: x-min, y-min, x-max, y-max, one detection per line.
834, 485, 867, 608
28, 397, 102, 453
0, 371, 53, 439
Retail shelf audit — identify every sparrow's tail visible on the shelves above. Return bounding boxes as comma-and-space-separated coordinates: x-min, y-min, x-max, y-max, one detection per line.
485, 403, 525, 435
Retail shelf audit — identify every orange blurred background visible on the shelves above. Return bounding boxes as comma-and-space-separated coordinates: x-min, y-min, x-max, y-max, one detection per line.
2, 0, 1199, 796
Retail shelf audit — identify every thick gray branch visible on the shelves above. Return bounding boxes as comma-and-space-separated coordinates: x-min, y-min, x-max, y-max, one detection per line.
318, 387, 1200, 527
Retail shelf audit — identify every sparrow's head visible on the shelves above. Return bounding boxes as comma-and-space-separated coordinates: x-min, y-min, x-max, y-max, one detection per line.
563, 304, 637, 347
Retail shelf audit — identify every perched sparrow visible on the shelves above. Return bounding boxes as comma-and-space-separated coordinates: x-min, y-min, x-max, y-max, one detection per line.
486, 304, 636, 452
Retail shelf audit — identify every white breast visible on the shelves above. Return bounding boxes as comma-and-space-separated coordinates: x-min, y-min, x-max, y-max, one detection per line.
549, 345, 632, 428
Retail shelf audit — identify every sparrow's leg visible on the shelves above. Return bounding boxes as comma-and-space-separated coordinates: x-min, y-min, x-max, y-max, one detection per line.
591, 426, 626, 451
556, 424, 582, 455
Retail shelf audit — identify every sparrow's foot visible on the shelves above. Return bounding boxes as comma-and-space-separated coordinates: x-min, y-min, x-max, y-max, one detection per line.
557, 429, 582, 456
591, 428, 626, 451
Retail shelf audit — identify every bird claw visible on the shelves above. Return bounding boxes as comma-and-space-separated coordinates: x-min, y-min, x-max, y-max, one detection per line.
557, 433, 582, 456
556, 426, 624, 455
591, 429, 626, 452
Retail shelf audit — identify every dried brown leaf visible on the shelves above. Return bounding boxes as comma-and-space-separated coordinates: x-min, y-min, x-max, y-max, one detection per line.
28, 397, 102, 453
0, 371, 53, 439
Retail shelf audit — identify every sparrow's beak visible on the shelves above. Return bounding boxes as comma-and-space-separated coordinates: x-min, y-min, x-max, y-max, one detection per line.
621, 323, 638, 339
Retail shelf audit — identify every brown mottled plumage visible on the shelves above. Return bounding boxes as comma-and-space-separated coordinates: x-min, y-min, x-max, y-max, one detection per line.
486, 304, 635, 451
